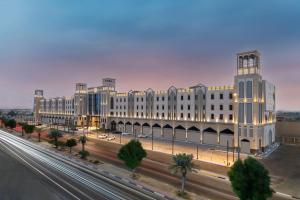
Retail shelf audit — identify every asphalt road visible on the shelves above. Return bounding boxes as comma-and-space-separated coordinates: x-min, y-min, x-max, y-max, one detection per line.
0, 130, 166, 200
0, 142, 72, 200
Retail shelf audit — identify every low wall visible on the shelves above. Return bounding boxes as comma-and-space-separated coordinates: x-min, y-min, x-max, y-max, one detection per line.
276, 121, 300, 144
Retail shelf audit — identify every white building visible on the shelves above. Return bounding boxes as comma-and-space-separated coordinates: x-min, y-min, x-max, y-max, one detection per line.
34, 50, 276, 154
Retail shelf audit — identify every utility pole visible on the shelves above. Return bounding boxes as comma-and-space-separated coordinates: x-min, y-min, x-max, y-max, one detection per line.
227, 140, 229, 166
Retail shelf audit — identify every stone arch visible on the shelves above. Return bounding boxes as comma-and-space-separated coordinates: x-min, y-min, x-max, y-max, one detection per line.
203, 127, 218, 145
241, 139, 250, 154
187, 126, 201, 143
219, 129, 234, 147
110, 120, 116, 131
125, 121, 132, 133
175, 125, 186, 141
152, 123, 162, 138
163, 124, 173, 140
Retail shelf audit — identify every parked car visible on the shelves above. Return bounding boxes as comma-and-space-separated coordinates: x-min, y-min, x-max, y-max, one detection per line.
137, 134, 148, 138
121, 132, 132, 136
107, 136, 116, 141
98, 134, 108, 139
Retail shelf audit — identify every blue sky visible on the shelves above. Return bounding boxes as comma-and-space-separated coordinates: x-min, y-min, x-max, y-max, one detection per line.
0, 0, 299, 110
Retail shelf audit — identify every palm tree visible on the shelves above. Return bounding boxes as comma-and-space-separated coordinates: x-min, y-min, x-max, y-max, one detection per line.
35, 127, 43, 142
170, 153, 194, 193
79, 135, 87, 151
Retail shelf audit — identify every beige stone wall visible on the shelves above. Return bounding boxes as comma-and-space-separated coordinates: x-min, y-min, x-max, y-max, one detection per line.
276, 121, 300, 137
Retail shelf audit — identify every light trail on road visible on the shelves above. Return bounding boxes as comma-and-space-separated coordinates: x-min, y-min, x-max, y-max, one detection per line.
0, 130, 166, 200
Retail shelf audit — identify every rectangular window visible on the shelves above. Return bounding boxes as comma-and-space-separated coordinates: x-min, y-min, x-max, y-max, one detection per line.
188, 113, 191, 118
229, 104, 233, 111
239, 81, 245, 98
246, 103, 253, 123
246, 80, 253, 98
229, 93, 233, 99
181, 95, 184, 100
157, 105, 159, 110
162, 105, 164, 110
181, 113, 183, 118
181, 105, 183, 110
219, 114, 223, 120
229, 114, 233, 120
162, 113, 165, 118
249, 129, 253, 137
141, 97, 144, 102
188, 95, 190, 100
211, 114, 215, 120
238, 103, 244, 123
188, 105, 190, 110
156, 113, 159, 117
258, 103, 263, 123
258, 82, 263, 99
157, 97, 159, 101
137, 97, 139, 102
211, 93, 215, 100
220, 105, 223, 110
220, 93, 223, 99
211, 104, 214, 110
162, 96, 165, 101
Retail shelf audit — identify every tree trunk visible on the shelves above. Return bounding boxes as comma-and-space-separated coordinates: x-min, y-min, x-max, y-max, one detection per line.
82, 143, 85, 151
38, 133, 41, 142
55, 137, 58, 148
181, 173, 186, 193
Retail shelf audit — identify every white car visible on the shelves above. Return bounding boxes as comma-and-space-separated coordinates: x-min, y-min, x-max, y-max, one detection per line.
121, 132, 132, 136
137, 134, 148, 138
107, 136, 116, 141
98, 134, 107, 139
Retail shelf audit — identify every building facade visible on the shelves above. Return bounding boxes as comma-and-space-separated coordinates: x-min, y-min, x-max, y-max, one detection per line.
33, 50, 276, 154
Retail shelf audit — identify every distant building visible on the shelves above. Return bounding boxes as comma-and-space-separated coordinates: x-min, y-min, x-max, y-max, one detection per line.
33, 50, 276, 154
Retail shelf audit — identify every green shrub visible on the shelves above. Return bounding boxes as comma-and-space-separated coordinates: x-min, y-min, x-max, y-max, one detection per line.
79, 150, 90, 159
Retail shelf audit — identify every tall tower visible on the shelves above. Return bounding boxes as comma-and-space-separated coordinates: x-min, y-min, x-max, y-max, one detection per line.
74, 83, 88, 126
234, 50, 268, 154
33, 90, 44, 124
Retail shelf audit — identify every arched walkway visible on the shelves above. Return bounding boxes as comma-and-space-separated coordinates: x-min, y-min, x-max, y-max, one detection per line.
152, 123, 162, 138
133, 122, 141, 134
203, 127, 218, 145
163, 124, 173, 140
142, 123, 151, 135
219, 129, 234, 147
110, 121, 117, 131
174, 125, 186, 141
241, 139, 250, 154
187, 126, 201, 143
125, 122, 132, 133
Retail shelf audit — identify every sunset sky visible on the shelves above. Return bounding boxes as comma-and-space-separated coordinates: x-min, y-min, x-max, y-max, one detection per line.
0, 0, 299, 110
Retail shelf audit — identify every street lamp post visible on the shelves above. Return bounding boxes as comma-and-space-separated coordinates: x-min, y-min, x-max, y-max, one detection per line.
226, 140, 229, 166
151, 127, 154, 151
238, 125, 240, 160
